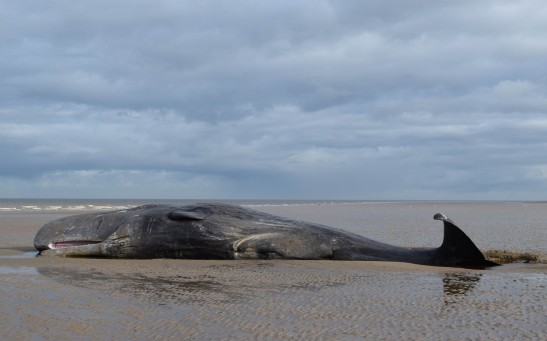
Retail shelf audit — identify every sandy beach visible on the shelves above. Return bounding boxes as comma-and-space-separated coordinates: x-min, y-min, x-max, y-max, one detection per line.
1, 202, 546, 340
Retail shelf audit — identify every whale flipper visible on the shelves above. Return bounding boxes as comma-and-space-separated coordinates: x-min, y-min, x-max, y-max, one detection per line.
233, 232, 333, 259
434, 213, 499, 267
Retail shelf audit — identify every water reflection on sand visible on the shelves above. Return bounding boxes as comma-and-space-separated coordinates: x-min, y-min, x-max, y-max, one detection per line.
1, 258, 545, 340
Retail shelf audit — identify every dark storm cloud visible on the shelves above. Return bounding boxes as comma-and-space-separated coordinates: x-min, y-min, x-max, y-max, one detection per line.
1, 1, 547, 199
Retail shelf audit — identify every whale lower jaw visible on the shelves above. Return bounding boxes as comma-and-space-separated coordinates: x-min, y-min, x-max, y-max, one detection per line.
40, 241, 105, 257
48, 241, 102, 250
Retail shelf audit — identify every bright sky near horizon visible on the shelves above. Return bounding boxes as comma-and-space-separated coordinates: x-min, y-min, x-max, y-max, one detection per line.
2, 1, 547, 200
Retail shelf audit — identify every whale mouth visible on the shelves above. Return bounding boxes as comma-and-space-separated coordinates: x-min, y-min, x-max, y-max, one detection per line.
48, 241, 102, 250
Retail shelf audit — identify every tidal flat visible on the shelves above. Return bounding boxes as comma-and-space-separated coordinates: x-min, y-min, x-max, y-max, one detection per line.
1, 200, 546, 340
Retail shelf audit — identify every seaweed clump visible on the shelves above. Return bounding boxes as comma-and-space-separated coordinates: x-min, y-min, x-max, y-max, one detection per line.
484, 250, 541, 264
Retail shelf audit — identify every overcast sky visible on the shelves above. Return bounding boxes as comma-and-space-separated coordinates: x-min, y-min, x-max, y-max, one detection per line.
2, 1, 547, 200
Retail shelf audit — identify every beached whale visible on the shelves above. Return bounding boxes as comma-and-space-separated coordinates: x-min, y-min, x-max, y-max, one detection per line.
34, 203, 498, 268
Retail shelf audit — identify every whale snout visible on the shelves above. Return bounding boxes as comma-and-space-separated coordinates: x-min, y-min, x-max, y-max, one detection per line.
33, 210, 129, 254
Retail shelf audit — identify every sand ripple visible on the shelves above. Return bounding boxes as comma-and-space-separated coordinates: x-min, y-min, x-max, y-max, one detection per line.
2, 259, 545, 340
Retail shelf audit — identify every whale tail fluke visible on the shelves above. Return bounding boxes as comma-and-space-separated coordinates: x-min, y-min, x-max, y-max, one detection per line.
434, 213, 499, 268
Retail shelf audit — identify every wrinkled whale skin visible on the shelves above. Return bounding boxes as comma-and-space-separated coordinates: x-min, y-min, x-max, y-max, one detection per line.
34, 203, 498, 268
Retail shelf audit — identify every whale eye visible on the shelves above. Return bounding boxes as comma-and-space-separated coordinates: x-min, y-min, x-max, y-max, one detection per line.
167, 210, 207, 221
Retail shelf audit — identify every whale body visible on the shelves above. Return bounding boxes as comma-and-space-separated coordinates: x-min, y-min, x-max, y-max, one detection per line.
34, 203, 498, 268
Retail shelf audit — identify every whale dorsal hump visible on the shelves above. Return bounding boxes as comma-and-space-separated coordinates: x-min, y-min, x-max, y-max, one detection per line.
167, 210, 207, 221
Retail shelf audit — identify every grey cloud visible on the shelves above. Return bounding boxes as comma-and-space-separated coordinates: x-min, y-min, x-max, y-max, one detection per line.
1, 1, 547, 199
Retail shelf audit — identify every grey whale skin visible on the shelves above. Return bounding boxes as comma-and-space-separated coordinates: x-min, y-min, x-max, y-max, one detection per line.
34, 203, 498, 268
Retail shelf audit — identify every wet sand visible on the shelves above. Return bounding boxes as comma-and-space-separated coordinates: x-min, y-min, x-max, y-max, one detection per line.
1, 205, 546, 340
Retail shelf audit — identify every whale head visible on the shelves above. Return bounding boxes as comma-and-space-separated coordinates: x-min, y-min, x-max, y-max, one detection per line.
33, 204, 209, 257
